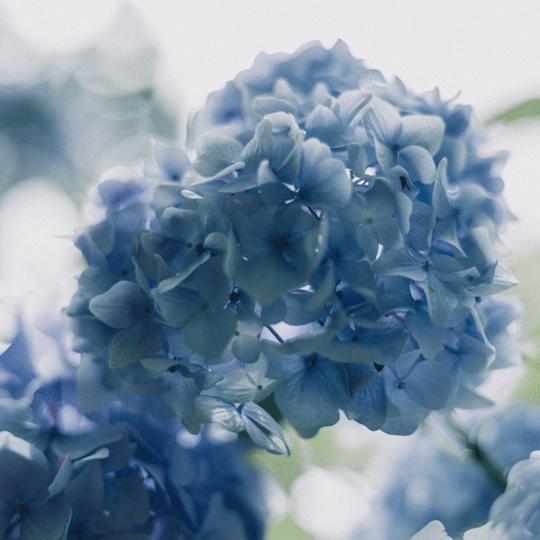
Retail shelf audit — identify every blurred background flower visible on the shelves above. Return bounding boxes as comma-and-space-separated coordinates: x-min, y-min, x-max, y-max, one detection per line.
0, 5, 179, 298
0, 5, 177, 199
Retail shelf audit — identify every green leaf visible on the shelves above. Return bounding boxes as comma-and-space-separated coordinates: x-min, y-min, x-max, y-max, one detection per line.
488, 98, 540, 125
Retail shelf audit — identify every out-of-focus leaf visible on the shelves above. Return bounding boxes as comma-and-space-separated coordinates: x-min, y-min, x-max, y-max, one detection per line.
488, 98, 540, 124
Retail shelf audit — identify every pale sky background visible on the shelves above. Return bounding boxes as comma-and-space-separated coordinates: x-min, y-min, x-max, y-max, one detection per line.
2, 1, 540, 119
0, 0, 539, 288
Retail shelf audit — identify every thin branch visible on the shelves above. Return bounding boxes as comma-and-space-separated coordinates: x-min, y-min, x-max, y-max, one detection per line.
306, 206, 320, 220
447, 415, 506, 490
265, 325, 285, 344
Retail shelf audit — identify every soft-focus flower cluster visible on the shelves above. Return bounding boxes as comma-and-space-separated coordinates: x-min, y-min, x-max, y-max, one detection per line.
352, 404, 540, 540
0, 7, 176, 200
407, 453, 540, 540
68, 40, 519, 451
483, 451, 540, 539
0, 307, 268, 539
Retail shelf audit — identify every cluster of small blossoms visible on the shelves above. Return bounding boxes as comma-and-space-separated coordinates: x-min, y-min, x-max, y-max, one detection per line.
0, 309, 267, 539
404, 450, 540, 540
68, 40, 519, 450
366, 453, 540, 539
485, 451, 540, 539
352, 404, 540, 540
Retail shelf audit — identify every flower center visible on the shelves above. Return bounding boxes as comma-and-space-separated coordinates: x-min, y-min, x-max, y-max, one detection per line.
305, 354, 319, 368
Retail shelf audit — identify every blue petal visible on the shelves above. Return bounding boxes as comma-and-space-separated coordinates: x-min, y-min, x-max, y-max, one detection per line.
352, 374, 387, 430
305, 105, 341, 146
298, 138, 352, 208
151, 140, 191, 181
399, 145, 436, 184
404, 355, 455, 410
364, 99, 402, 143
335, 91, 371, 126
0, 431, 49, 502
108, 319, 164, 369
159, 208, 201, 241
273, 357, 347, 437
407, 310, 446, 359
433, 158, 453, 218
89, 281, 151, 329
194, 134, 243, 177
347, 143, 368, 177
21, 495, 72, 540
232, 335, 262, 363
421, 273, 458, 326
374, 249, 427, 281
241, 402, 289, 455
407, 202, 434, 251
183, 309, 237, 358
399, 114, 445, 155
153, 286, 201, 327
252, 96, 297, 117
240, 119, 273, 169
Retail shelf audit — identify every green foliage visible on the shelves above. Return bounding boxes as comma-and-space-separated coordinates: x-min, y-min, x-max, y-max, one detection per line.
510, 252, 540, 404
488, 98, 540, 124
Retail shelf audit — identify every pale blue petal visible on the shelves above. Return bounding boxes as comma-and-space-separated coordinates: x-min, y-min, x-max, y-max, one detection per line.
365, 99, 402, 143
232, 335, 262, 363
433, 158, 453, 218
404, 356, 455, 410
108, 319, 164, 369
305, 105, 341, 146
0, 432, 49, 502
298, 138, 352, 208
241, 402, 289, 455
374, 249, 427, 281
407, 310, 446, 359
183, 309, 237, 358
21, 496, 72, 540
89, 281, 151, 329
399, 114, 445, 155
399, 145, 436, 184
194, 134, 243, 177
352, 374, 387, 431
421, 273, 458, 326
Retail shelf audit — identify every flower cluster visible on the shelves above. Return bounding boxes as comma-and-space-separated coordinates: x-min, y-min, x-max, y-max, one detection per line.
0, 309, 268, 539
352, 404, 540, 540
68, 40, 518, 449
486, 451, 540, 539
405, 454, 540, 540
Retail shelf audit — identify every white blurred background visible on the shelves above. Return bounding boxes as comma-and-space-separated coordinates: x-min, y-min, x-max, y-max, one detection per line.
1, 0, 539, 290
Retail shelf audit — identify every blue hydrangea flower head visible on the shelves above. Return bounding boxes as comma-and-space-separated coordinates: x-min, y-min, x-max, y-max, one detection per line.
70, 40, 519, 450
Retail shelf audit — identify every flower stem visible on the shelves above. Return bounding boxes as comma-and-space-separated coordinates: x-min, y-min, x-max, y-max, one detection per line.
447, 415, 506, 490
306, 206, 320, 220
265, 325, 284, 344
